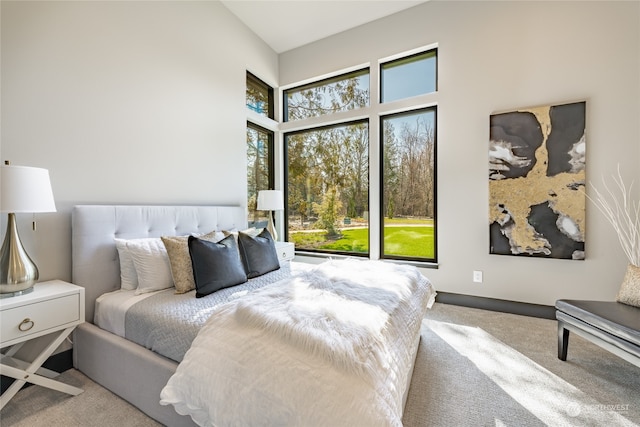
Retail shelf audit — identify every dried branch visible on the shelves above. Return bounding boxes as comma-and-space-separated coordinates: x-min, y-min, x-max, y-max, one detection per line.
586, 165, 640, 266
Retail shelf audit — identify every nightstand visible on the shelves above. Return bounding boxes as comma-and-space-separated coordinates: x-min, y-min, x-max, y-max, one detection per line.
275, 241, 295, 265
0, 280, 85, 409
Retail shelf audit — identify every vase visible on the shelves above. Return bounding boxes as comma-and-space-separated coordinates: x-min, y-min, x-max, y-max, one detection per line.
616, 263, 640, 307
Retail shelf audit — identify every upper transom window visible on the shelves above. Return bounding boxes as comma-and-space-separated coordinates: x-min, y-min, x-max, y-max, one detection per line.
284, 69, 369, 122
246, 72, 274, 119
380, 49, 437, 103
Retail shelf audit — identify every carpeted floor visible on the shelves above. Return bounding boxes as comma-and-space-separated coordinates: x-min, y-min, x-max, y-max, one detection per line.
2, 302, 638, 426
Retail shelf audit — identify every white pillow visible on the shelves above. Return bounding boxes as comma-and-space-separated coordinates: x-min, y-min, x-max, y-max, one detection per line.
114, 238, 141, 290
126, 238, 174, 294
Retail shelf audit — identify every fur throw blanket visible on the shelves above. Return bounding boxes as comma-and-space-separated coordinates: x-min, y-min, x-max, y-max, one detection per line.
160, 259, 436, 427
235, 259, 427, 379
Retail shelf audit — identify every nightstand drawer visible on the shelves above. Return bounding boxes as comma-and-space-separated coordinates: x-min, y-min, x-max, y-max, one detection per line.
1, 294, 80, 343
275, 242, 295, 264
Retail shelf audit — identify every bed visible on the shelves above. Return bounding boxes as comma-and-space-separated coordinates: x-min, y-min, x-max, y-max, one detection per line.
71, 205, 436, 426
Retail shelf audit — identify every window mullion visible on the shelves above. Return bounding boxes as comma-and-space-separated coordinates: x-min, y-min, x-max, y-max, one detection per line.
369, 116, 381, 261
369, 60, 381, 260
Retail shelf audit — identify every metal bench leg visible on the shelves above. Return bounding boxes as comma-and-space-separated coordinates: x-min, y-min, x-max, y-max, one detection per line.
558, 322, 570, 361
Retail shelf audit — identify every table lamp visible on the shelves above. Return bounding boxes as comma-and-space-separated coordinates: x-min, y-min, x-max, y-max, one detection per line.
0, 162, 56, 297
257, 190, 283, 241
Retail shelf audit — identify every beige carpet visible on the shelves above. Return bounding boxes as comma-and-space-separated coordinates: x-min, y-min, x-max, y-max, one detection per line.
2, 302, 638, 426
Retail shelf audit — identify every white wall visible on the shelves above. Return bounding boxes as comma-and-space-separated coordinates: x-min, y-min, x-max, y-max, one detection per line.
1, 1, 278, 282
280, 1, 640, 305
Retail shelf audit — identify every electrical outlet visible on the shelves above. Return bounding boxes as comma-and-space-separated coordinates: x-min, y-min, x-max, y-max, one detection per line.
473, 270, 483, 283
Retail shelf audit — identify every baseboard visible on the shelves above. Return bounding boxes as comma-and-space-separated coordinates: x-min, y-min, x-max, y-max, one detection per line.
436, 292, 556, 320
1, 348, 74, 394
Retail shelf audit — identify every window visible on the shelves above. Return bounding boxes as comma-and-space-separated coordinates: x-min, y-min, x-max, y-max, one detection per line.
284, 47, 437, 263
246, 72, 275, 227
246, 72, 274, 119
284, 69, 369, 121
381, 50, 437, 103
286, 121, 369, 255
247, 123, 273, 227
381, 108, 436, 260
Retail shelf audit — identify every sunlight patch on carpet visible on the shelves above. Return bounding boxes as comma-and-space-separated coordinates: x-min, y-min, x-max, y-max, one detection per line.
425, 320, 635, 426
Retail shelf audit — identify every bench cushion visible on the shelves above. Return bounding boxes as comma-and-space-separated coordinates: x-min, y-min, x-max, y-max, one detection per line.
556, 300, 640, 345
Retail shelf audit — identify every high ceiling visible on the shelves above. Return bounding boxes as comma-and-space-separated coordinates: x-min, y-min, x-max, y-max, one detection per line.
220, 0, 429, 53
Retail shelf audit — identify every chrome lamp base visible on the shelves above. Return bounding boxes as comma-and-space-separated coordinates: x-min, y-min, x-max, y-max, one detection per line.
0, 286, 34, 299
0, 213, 39, 298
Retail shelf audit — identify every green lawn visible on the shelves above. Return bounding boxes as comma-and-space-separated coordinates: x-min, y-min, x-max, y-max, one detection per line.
289, 223, 435, 259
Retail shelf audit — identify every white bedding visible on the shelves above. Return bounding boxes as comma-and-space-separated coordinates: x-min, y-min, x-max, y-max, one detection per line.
93, 262, 316, 362
94, 289, 159, 337
94, 262, 316, 338
160, 259, 436, 427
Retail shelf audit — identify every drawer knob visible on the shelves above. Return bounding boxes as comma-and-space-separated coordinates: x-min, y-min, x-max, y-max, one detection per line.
18, 318, 35, 332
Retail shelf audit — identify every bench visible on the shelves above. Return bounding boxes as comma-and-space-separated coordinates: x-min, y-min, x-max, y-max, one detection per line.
556, 299, 640, 368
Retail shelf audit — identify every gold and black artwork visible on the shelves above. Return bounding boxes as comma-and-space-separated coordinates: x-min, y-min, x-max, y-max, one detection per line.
489, 101, 586, 260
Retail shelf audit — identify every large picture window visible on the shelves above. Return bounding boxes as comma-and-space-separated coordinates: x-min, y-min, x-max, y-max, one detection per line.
381, 108, 436, 260
283, 47, 437, 263
286, 121, 369, 255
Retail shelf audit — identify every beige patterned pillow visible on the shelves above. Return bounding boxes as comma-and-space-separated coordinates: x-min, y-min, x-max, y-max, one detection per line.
617, 264, 640, 307
162, 230, 224, 294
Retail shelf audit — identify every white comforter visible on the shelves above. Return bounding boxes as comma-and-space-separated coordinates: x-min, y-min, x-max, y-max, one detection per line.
160, 259, 436, 427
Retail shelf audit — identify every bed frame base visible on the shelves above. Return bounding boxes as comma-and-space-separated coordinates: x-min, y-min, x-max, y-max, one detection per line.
74, 321, 421, 426
73, 323, 195, 426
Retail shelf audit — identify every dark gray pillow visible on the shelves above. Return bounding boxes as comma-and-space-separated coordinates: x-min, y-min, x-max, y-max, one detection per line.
188, 235, 247, 298
237, 228, 280, 279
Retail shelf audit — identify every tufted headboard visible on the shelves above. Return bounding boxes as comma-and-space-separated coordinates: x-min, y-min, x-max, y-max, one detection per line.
72, 205, 246, 322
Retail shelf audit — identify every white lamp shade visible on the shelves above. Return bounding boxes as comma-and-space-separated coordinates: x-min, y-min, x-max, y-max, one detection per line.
1, 165, 57, 213
257, 190, 284, 211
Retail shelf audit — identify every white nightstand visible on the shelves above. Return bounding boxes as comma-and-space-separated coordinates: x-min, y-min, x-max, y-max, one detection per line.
0, 280, 85, 409
275, 241, 295, 265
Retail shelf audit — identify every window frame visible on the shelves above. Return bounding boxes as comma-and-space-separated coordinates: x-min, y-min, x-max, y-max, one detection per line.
283, 68, 370, 122
281, 44, 438, 265
246, 71, 277, 230
379, 48, 438, 104
379, 107, 438, 263
283, 119, 370, 257
246, 121, 275, 227
247, 71, 274, 120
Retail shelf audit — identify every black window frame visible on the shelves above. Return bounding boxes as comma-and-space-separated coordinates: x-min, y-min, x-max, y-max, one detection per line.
283, 119, 370, 258
246, 71, 274, 119
247, 121, 275, 228
283, 68, 370, 122
379, 48, 438, 104
379, 107, 438, 263
282, 46, 438, 265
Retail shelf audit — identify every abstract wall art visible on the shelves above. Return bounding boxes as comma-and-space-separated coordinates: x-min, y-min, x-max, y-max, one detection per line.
489, 101, 586, 260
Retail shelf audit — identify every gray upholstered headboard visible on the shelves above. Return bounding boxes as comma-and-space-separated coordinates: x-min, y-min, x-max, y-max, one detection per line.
72, 205, 246, 323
